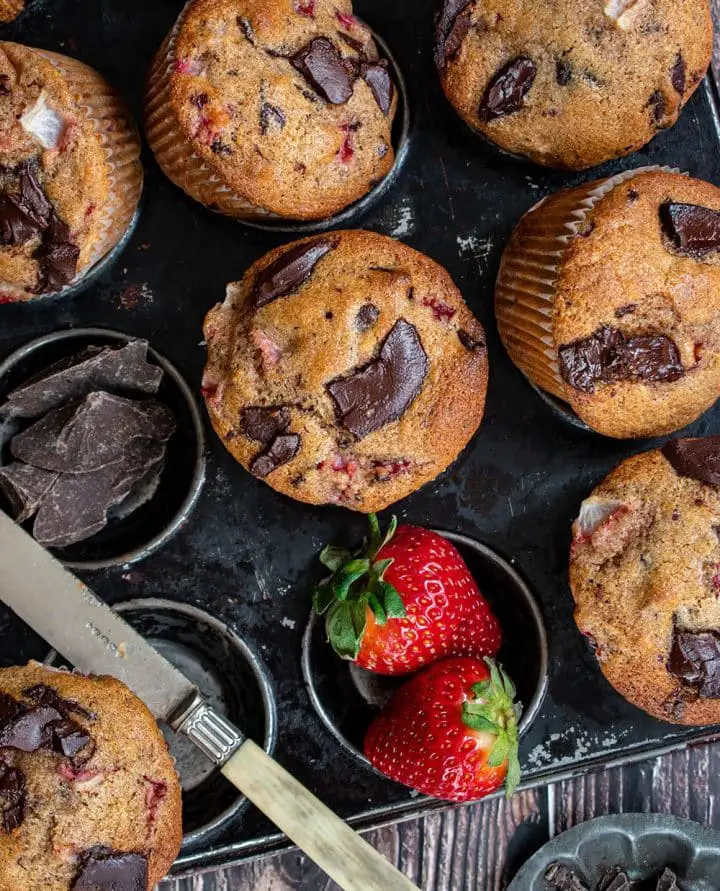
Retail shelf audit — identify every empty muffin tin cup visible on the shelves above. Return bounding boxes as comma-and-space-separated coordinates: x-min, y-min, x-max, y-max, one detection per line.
302, 530, 549, 771
45, 598, 278, 849
0, 327, 206, 571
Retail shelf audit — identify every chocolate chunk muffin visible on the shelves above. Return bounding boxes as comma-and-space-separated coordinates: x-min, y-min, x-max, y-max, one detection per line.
570, 438, 720, 725
0, 1, 24, 23
0, 42, 142, 303
202, 230, 489, 512
495, 169, 720, 438
434, 0, 712, 169
0, 662, 182, 890
145, 0, 398, 222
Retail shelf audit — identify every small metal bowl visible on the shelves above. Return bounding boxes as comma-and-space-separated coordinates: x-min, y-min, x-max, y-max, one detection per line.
46, 598, 278, 850
302, 530, 549, 772
0, 327, 206, 571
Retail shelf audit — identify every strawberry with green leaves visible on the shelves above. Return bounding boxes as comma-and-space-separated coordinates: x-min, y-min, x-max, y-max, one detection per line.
313, 515, 502, 675
364, 656, 521, 802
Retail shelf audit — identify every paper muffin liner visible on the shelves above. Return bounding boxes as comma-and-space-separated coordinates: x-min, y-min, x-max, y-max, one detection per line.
34, 49, 143, 281
0, 0, 24, 23
144, 2, 280, 222
495, 165, 679, 403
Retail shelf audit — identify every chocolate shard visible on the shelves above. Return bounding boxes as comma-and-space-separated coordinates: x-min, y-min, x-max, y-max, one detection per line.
250, 433, 300, 478
360, 61, 394, 115
671, 53, 686, 94
0, 704, 64, 751
0, 687, 91, 758
260, 102, 286, 135
292, 38, 354, 104
458, 329, 486, 352
478, 57, 537, 123
356, 302, 380, 331
327, 319, 429, 439
72, 848, 148, 891
662, 437, 720, 487
544, 863, 589, 891
558, 325, 684, 393
0, 760, 26, 833
661, 202, 720, 258
669, 628, 720, 698
0, 462, 59, 523
656, 867, 680, 891
2, 340, 163, 419
434, 0, 473, 67
34, 215, 80, 293
24, 684, 95, 720
240, 406, 291, 445
253, 238, 337, 307
598, 870, 631, 891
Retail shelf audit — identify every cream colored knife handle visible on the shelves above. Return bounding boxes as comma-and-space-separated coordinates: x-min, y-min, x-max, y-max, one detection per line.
221, 740, 419, 891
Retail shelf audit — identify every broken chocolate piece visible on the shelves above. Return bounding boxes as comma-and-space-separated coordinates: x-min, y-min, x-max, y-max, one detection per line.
544, 863, 589, 891
458, 329, 485, 352
671, 53, 686, 94
253, 238, 337, 307
0, 761, 25, 833
72, 848, 148, 891
478, 57, 537, 123
669, 628, 720, 698
434, 0, 473, 67
598, 869, 631, 891
24, 684, 95, 720
327, 319, 429, 439
360, 61, 394, 115
558, 326, 683, 392
34, 215, 80, 293
1, 340, 163, 419
656, 867, 680, 891
662, 437, 720, 487
240, 406, 291, 445
356, 303, 380, 331
250, 433, 300, 478
660, 202, 720, 258
0, 699, 90, 756
260, 102, 286, 134
556, 58, 572, 86
292, 38, 354, 104
647, 90, 666, 124
0, 462, 59, 523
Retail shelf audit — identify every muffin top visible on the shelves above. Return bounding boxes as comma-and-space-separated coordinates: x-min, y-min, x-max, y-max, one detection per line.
570, 438, 720, 725
164, 0, 397, 220
202, 230, 489, 513
0, 662, 182, 891
434, 0, 712, 169
0, 43, 112, 300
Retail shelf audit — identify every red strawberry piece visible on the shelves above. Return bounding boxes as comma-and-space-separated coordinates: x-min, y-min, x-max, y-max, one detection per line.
313, 515, 502, 675
364, 656, 521, 802
423, 297, 456, 322
335, 8, 358, 29
338, 133, 354, 163
296, 0, 315, 16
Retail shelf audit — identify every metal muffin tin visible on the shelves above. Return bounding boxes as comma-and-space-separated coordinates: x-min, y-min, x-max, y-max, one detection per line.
2, 0, 720, 879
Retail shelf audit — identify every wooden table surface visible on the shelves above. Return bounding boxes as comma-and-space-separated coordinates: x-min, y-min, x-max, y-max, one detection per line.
161, 742, 719, 890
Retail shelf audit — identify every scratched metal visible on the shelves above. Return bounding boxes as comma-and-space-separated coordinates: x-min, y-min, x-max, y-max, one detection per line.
1, 0, 720, 877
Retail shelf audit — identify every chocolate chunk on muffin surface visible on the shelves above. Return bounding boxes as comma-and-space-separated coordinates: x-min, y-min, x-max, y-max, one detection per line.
570, 437, 720, 725
435, 0, 712, 169
202, 230, 488, 512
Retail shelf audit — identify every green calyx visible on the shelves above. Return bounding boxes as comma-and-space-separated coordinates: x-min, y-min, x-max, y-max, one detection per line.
312, 514, 407, 660
461, 658, 522, 798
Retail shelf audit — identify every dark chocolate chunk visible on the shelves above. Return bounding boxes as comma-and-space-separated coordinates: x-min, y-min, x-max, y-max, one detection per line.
191, 92, 209, 108
360, 61, 394, 115
240, 406, 291, 445
598, 870, 631, 891
72, 848, 148, 891
210, 138, 232, 156
478, 57, 537, 123
237, 15, 255, 43
253, 238, 337, 307
662, 436, 720, 487
52, 720, 92, 758
614, 303, 636, 318
24, 684, 95, 720
647, 89, 667, 123
660, 202, 720, 258
0, 692, 24, 725
250, 433, 300, 478
260, 102, 286, 134
458, 329, 485, 352
434, 0, 473, 67
558, 326, 683, 393
356, 303, 380, 331
0, 761, 25, 833
327, 319, 429, 439
0, 462, 59, 523
0, 75, 9, 96
0, 193, 40, 245
0, 687, 91, 757
34, 215, 80, 293
556, 58, 572, 86
0, 161, 52, 246
292, 38, 354, 104
669, 628, 720, 698
544, 863, 589, 891
0, 704, 64, 751
656, 867, 680, 891
671, 53, 686, 94
1, 340, 163, 420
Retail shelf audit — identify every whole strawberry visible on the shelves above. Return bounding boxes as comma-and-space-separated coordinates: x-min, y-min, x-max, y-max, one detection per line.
312, 515, 502, 674
364, 656, 521, 802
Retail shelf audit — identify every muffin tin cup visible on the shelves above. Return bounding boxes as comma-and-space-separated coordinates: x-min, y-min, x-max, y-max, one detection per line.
45, 598, 278, 849
495, 165, 685, 434
302, 530, 549, 775
0, 327, 206, 571
144, 3, 410, 234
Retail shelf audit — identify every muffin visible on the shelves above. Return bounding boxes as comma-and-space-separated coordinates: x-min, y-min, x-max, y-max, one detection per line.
0, 662, 182, 890
202, 230, 489, 512
570, 437, 720, 725
0, 42, 142, 304
495, 168, 720, 438
145, 0, 398, 222
434, 0, 712, 170
0, 1, 24, 23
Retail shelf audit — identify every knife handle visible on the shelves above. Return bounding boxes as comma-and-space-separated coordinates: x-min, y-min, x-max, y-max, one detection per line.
221, 739, 419, 891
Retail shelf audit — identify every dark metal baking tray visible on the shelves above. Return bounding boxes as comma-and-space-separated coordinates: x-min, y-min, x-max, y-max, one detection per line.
3, 0, 720, 878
